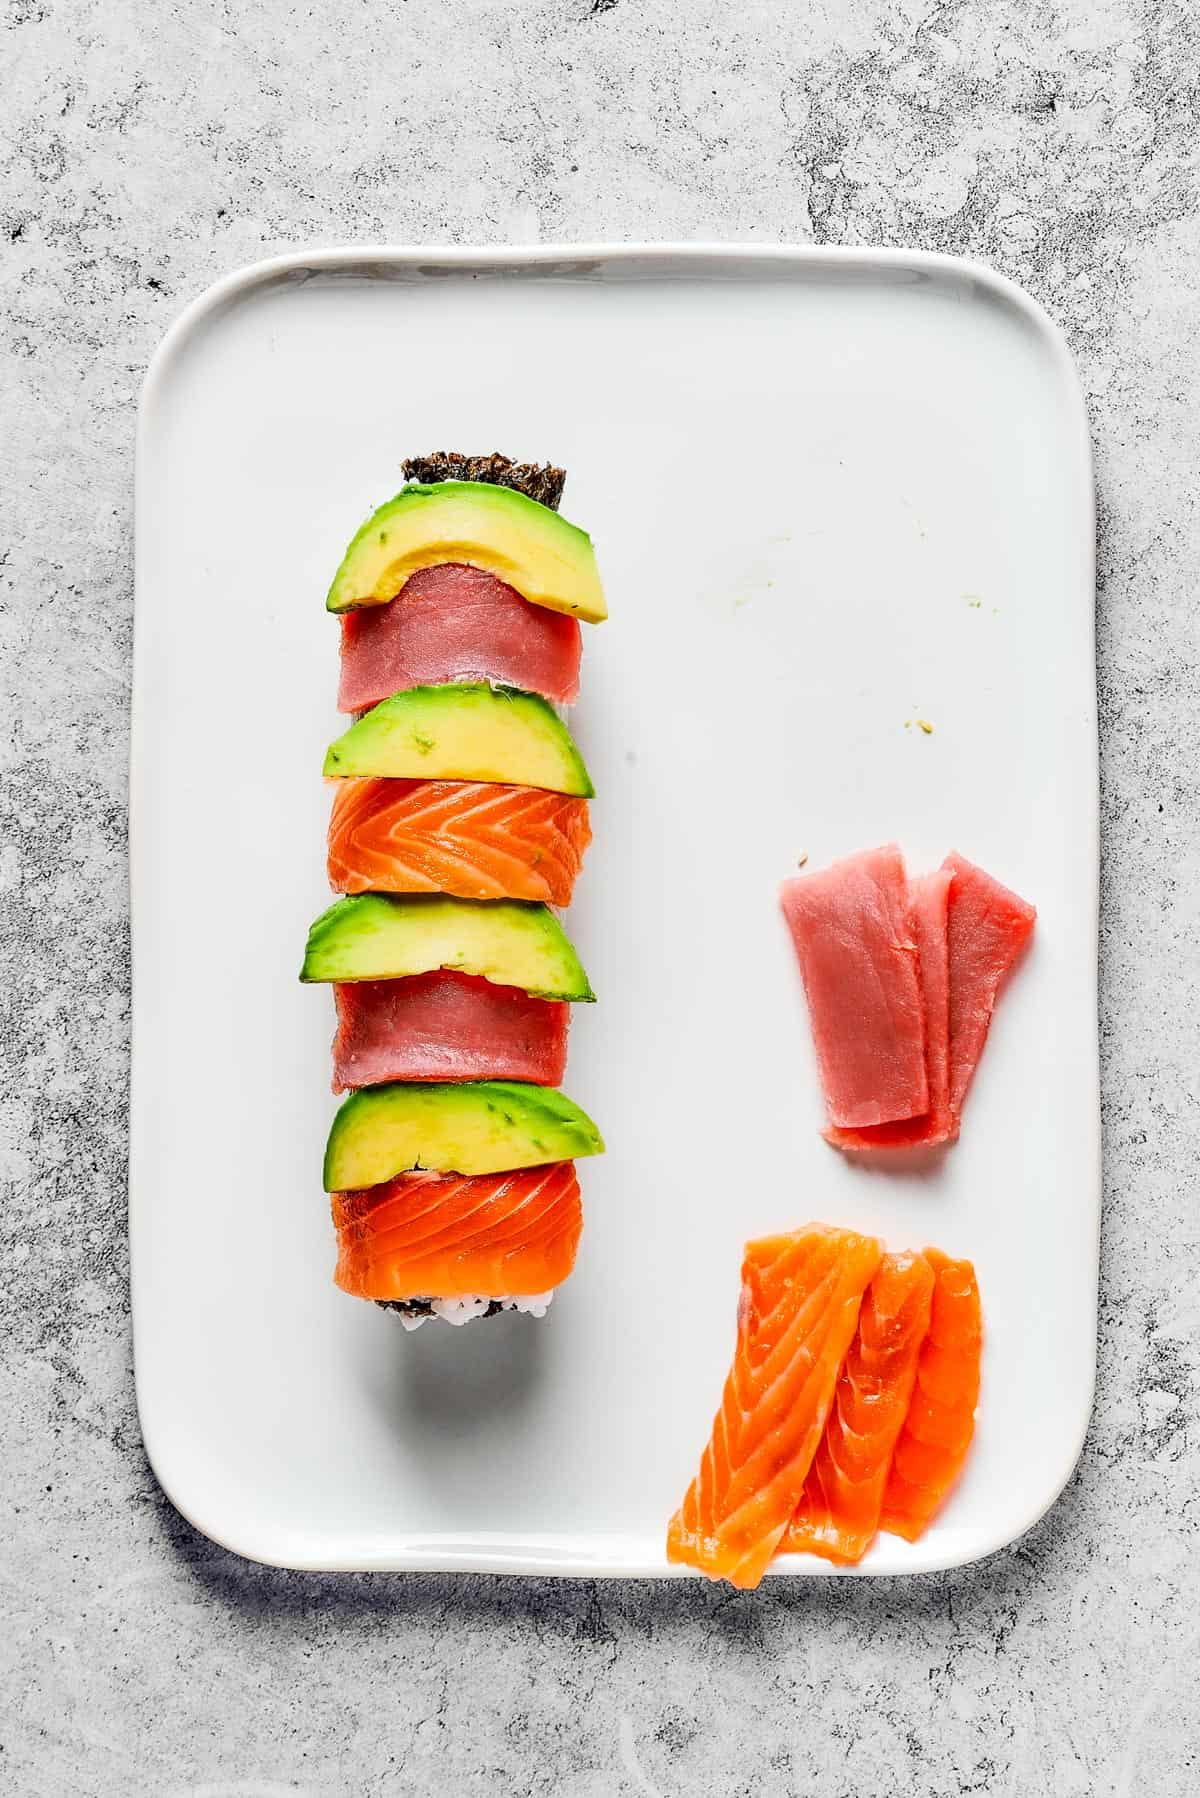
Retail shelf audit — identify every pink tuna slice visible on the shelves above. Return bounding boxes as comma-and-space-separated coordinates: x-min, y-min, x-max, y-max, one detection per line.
780, 844, 928, 1130
941, 850, 1036, 1121
331, 969, 569, 1093
338, 563, 582, 713
825, 867, 956, 1151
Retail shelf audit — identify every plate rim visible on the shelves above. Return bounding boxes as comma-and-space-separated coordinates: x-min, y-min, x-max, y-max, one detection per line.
130, 242, 1098, 1578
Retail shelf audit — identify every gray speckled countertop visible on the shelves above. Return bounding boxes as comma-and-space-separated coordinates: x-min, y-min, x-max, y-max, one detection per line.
3, 2, 1199, 1793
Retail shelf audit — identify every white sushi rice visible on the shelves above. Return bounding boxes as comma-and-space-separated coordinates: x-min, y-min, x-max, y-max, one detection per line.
388, 1291, 556, 1332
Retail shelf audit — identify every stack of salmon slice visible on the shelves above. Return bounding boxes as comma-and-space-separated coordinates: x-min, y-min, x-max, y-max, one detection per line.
302, 455, 606, 1326
667, 1224, 983, 1585
780, 845, 1036, 1149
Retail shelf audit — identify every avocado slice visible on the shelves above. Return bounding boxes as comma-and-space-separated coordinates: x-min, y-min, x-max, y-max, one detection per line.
323, 1080, 605, 1190
300, 893, 594, 1001
326, 481, 607, 624
323, 683, 594, 796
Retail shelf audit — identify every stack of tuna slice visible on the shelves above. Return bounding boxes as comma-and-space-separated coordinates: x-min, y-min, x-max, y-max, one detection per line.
780, 845, 1036, 1150
302, 455, 605, 1328
667, 1223, 983, 1586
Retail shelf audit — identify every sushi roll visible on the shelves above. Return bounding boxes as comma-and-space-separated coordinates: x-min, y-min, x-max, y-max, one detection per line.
300, 893, 594, 1091
323, 1082, 604, 1330
306, 455, 606, 1325
335, 1165, 584, 1331
328, 452, 605, 713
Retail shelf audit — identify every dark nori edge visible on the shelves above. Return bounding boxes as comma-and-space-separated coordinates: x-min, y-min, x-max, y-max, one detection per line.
400, 451, 566, 511
375, 1297, 509, 1321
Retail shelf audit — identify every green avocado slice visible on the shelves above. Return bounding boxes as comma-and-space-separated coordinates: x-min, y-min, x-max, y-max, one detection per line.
323, 683, 594, 796
323, 1080, 605, 1190
300, 893, 594, 1002
325, 481, 606, 623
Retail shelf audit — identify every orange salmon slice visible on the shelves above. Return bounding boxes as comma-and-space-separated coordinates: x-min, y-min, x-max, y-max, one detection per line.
878, 1248, 982, 1541
667, 1224, 883, 1589
328, 776, 592, 906
331, 1162, 582, 1301
781, 1250, 935, 1565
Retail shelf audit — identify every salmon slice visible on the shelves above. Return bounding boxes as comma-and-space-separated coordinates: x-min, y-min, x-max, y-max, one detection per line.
780, 1251, 935, 1564
331, 970, 568, 1092
328, 777, 592, 906
780, 845, 927, 1129
666, 1224, 883, 1589
338, 563, 582, 713
878, 1248, 982, 1541
331, 1161, 582, 1300
943, 852, 1036, 1123
825, 869, 956, 1151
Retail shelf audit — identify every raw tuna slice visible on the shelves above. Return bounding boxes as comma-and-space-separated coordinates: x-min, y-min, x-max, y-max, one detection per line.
780, 845, 928, 1130
666, 1224, 883, 1589
826, 868, 955, 1151
943, 851, 1036, 1122
338, 563, 583, 713
331, 970, 568, 1092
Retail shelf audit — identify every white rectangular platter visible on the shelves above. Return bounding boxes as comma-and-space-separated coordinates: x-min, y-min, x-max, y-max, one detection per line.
132, 245, 1098, 1576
